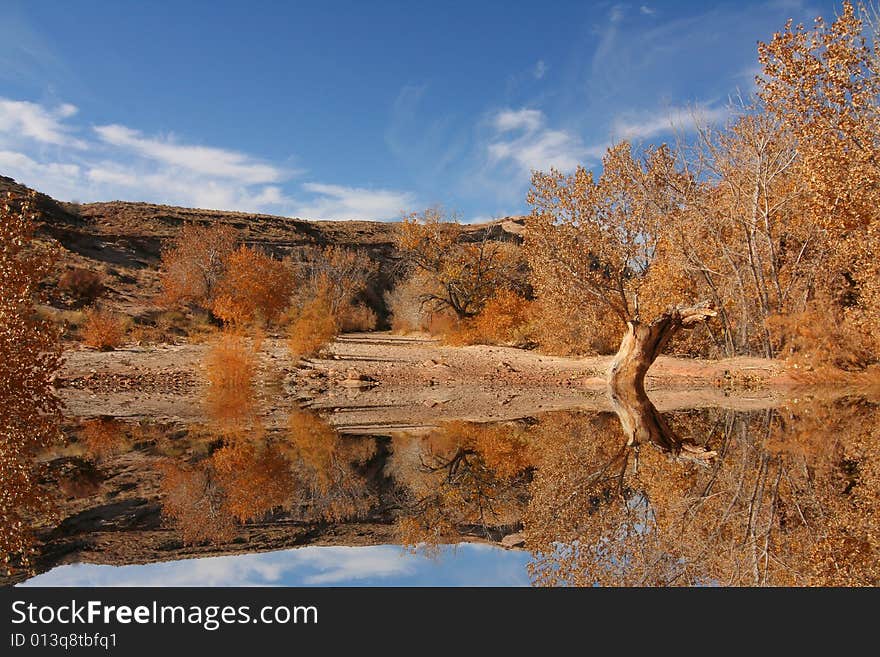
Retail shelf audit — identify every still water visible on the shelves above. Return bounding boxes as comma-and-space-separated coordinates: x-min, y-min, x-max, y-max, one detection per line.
6, 394, 879, 587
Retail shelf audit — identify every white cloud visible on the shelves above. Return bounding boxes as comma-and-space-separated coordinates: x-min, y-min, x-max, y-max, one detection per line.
610, 103, 729, 141
93, 124, 284, 184
640, 5, 656, 16
493, 108, 545, 133
296, 182, 415, 221
487, 108, 601, 174
0, 99, 85, 147
0, 96, 416, 220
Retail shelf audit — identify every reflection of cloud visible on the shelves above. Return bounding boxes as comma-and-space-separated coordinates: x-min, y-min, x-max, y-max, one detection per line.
21, 544, 531, 587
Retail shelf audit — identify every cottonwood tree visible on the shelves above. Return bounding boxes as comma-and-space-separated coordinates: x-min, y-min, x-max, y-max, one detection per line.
0, 192, 63, 574
396, 207, 524, 321
526, 143, 716, 390
758, 0, 880, 361
159, 223, 238, 308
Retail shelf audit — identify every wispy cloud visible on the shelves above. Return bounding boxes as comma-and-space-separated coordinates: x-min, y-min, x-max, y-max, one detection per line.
640, 5, 656, 16
93, 124, 285, 184
609, 103, 730, 142
0, 99, 85, 148
532, 60, 548, 80
296, 182, 414, 221
486, 107, 602, 174
0, 96, 415, 220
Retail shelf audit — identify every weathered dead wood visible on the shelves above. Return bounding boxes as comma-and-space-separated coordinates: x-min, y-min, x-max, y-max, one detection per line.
608, 302, 718, 461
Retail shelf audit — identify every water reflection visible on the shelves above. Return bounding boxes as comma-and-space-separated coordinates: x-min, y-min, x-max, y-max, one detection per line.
4, 387, 879, 587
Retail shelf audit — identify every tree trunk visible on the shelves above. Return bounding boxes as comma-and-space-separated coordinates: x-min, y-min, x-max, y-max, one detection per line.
608, 302, 718, 461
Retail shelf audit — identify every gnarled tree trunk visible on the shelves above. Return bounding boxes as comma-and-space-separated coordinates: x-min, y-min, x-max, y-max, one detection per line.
608, 302, 718, 461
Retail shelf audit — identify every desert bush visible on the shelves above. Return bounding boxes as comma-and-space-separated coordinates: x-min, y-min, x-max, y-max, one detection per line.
80, 307, 128, 351
463, 289, 534, 346
204, 333, 258, 431
338, 303, 378, 332
58, 267, 105, 305
766, 293, 875, 373
159, 223, 238, 308
531, 296, 619, 356
210, 245, 294, 326
288, 289, 338, 358
292, 246, 379, 315
385, 274, 433, 333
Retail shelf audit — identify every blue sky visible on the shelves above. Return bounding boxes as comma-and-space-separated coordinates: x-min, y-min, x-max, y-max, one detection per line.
20, 544, 533, 587
0, 0, 833, 221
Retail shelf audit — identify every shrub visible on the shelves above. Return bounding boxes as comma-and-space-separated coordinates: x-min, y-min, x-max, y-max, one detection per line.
385, 273, 434, 333
58, 268, 105, 304
338, 303, 378, 332
292, 246, 379, 317
288, 290, 338, 358
81, 307, 128, 351
211, 245, 294, 326
532, 296, 619, 356
449, 289, 533, 346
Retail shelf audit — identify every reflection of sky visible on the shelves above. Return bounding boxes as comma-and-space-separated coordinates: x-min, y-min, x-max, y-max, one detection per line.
20, 544, 532, 587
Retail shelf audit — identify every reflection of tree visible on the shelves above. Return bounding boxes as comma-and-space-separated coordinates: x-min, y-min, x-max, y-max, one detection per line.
158, 438, 294, 544
392, 421, 534, 551
79, 417, 128, 458
284, 410, 377, 522
524, 398, 880, 586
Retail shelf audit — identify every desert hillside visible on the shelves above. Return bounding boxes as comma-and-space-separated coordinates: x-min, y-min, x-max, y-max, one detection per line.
1, 175, 524, 324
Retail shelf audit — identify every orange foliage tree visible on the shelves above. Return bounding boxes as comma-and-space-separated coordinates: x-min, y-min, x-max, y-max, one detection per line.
159, 223, 238, 308
210, 245, 295, 326
0, 192, 63, 574
395, 208, 524, 323
757, 0, 880, 364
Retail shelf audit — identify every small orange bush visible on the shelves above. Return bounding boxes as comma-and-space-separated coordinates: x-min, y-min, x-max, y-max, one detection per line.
288, 290, 338, 358
58, 268, 104, 304
81, 307, 127, 351
211, 245, 294, 326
